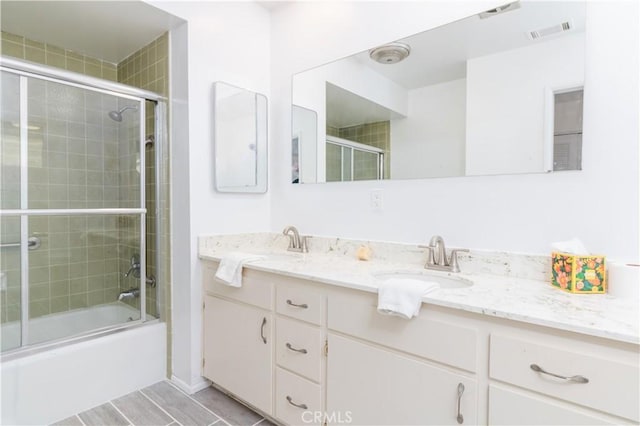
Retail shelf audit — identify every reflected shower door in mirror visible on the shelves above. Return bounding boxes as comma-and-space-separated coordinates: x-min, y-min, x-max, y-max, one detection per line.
291, 1, 586, 183
214, 82, 268, 193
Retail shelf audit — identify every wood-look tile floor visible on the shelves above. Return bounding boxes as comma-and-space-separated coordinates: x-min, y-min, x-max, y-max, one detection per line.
52, 381, 275, 426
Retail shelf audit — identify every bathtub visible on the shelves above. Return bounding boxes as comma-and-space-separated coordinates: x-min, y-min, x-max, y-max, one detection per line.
1, 302, 150, 352
1, 303, 166, 425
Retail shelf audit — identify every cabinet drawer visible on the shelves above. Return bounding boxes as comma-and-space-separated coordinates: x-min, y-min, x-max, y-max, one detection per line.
203, 262, 272, 309
276, 281, 324, 325
327, 289, 477, 372
276, 367, 322, 426
490, 334, 640, 422
489, 384, 620, 425
276, 317, 323, 382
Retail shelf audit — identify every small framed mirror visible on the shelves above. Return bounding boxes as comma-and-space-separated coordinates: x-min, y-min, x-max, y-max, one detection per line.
213, 81, 268, 193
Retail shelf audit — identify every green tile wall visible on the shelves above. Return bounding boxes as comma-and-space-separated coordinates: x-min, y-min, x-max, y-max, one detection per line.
1, 32, 143, 322
1, 31, 170, 369
1, 31, 117, 81
337, 121, 391, 179
116, 33, 168, 321
325, 121, 390, 181
116, 33, 171, 375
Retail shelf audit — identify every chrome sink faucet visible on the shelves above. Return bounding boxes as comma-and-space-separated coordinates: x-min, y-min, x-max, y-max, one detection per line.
420, 235, 469, 273
282, 225, 309, 253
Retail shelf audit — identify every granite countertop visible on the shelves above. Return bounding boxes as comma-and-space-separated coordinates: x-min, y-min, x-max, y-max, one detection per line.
199, 233, 640, 345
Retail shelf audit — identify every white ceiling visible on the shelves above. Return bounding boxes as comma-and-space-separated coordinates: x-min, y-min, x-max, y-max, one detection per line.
1, 1, 184, 64
324, 1, 586, 128
353, 1, 586, 89
326, 83, 404, 128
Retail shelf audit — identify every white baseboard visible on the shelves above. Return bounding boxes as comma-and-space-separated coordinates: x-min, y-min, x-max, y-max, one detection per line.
170, 374, 211, 394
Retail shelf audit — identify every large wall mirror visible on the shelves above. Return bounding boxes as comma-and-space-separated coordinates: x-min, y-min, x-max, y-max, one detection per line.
291, 1, 586, 184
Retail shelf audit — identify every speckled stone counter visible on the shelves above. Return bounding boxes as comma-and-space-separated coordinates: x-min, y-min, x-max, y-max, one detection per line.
198, 233, 639, 345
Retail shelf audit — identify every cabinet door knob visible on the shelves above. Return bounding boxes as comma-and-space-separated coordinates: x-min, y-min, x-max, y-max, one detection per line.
286, 395, 308, 410
260, 317, 267, 344
456, 382, 464, 424
530, 364, 589, 384
286, 342, 308, 354
286, 299, 308, 309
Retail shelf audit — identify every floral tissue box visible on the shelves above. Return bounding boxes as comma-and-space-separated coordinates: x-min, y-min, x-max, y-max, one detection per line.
551, 252, 606, 293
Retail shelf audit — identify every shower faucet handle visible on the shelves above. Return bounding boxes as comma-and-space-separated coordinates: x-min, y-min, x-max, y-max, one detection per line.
123, 254, 141, 278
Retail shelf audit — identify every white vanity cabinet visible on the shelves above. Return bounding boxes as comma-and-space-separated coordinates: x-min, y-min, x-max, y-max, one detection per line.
327, 333, 476, 425
324, 287, 478, 425
488, 332, 640, 425
274, 276, 327, 425
201, 260, 639, 425
202, 264, 274, 416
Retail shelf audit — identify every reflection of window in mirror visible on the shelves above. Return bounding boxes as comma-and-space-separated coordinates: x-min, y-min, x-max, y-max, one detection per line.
553, 89, 583, 171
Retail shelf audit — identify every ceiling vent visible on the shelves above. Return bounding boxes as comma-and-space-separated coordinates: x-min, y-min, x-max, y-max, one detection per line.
528, 21, 573, 40
478, 2, 521, 19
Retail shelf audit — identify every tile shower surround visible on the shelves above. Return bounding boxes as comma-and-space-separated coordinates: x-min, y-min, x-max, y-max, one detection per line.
327, 121, 391, 180
0, 76, 133, 321
0, 32, 169, 333
1, 31, 117, 82
117, 32, 169, 320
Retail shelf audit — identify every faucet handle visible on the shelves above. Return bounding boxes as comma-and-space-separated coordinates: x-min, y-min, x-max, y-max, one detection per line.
419, 245, 436, 267
300, 235, 310, 253
448, 249, 469, 273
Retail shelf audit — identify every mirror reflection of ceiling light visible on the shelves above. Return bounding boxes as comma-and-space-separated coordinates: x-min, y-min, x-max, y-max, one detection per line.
369, 42, 411, 64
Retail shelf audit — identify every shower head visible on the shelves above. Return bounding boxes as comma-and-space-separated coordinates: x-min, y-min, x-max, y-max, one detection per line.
108, 105, 138, 122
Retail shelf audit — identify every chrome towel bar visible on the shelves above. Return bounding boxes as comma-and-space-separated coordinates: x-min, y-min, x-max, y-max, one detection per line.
0, 236, 40, 250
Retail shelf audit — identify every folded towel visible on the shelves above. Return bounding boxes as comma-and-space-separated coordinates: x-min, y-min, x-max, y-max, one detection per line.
215, 252, 266, 287
377, 278, 440, 319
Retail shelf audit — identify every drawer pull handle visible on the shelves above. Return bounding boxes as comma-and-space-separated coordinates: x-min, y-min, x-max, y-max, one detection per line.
530, 364, 589, 384
286, 299, 308, 309
456, 382, 464, 424
286, 395, 308, 410
286, 342, 308, 354
260, 317, 267, 344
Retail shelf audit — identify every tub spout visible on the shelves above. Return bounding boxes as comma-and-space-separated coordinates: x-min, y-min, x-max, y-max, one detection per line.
118, 288, 140, 301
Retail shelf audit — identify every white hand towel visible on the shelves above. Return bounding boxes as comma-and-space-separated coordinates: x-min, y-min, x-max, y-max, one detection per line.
377, 279, 440, 319
215, 252, 266, 287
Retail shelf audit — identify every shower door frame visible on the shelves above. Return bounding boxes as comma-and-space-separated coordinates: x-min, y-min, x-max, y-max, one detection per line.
0, 56, 167, 353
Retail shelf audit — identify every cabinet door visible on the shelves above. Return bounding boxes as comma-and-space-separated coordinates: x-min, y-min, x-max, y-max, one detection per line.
203, 295, 272, 415
326, 333, 476, 426
489, 384, 618, 425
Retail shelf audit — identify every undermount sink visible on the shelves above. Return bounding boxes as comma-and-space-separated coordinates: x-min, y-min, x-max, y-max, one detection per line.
374, 271, 473, 289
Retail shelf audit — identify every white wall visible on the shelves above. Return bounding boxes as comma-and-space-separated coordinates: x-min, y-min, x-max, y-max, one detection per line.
390, 78, 466, 179
466, 33, 585, 175
271, 1, 639, 262
292, 105, 318, 183
150, 1, 271, 392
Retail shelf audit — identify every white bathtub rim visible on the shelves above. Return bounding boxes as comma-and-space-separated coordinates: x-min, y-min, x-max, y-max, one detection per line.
1, 317, 160, 362
2, 301, 157, 360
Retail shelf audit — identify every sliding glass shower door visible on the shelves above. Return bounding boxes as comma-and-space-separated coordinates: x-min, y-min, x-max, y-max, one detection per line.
0, 66, 151, 353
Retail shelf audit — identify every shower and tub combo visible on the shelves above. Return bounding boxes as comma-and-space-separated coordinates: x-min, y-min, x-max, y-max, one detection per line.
0, 56, 168, 424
